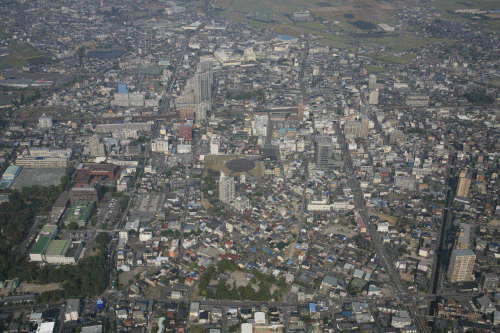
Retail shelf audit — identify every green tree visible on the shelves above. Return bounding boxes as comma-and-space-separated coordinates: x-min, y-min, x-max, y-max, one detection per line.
95, 232, 111, 245
67, 222, 79, 230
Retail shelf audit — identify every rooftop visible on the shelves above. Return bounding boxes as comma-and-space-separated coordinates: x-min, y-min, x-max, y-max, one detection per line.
45, 240, 71, 257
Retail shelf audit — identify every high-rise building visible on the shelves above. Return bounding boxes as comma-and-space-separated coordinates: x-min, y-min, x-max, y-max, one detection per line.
89, 135, 106, 157
219, 172, 235, 204
194, 60, 213, 104
480, 272, 498, 292
39, 114, 53, 129
456, 171, 471, 198
368, 74, 377, 90
194, 71, 212, 104
447, 249, 476, 283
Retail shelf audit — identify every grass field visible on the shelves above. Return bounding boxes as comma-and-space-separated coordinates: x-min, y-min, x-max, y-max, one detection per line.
216, 0, 450, 53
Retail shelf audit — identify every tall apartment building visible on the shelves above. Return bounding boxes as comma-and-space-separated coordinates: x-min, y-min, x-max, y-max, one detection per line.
194, 60, 213, 104
89, 135, 106, 157
219, 172, 235, 204
456, 171, 471, 198
447, 249, 476, 283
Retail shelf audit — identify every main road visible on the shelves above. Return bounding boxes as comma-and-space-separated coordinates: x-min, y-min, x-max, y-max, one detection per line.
333, 121, 428, 333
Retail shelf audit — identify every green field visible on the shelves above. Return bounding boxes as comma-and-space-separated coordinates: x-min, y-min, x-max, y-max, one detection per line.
0, 43, 46, 69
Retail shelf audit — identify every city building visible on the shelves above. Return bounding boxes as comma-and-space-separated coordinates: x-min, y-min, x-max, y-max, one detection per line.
151, 138, 169, 153
369, 90, 379, 105
65, 299, 81, 322
95, 122, 153, 134
38, 114, 53, 128
210, 135, 220, 155
16, 155, 68, 168
315, 136, 344, 169
89, 135, 106, 157
447, 249, 476, 283
194, 60, 213, 104
179, 124, 193, 143
0, 165, 21, 189
219, 172, 235, 204
231, 196, 250, 214
44, 240, 84, 265
76, 163, 119, 179
64, 201, 96, 227
480, 272, 499, 292
368, 74, 377, 90
69, 184, 100, 204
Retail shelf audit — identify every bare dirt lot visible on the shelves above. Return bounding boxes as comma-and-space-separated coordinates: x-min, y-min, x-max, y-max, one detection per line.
0, 282, 62, 296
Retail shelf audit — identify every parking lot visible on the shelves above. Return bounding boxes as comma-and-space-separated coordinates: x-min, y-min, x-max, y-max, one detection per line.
129, 194, 165, 223
95, 195, 123, 227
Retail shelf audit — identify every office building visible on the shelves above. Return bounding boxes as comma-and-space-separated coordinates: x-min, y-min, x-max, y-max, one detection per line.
447, 249, 476, 283
315, 136, 344, 169
480, 272, 498, 292
219, 172, 235, 204
89, 135, 106, 157
456, 171, 471, 198
39, 114, 53, 128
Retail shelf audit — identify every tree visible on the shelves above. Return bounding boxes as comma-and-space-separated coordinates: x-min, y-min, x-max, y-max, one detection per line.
67, 222, 79, 230
95, 232, 111, 246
